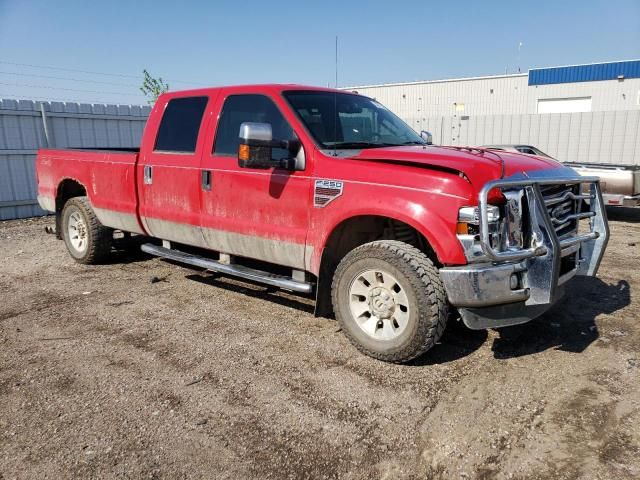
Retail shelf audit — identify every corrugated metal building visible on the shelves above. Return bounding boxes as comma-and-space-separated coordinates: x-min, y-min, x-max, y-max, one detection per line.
346, 60, 640, 166
348, 60, 640, 118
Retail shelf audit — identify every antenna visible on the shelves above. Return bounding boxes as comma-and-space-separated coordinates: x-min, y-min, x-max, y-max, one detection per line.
333, 35, 338, 157
335, 35, 338, 88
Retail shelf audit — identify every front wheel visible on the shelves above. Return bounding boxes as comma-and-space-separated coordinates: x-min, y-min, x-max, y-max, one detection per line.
331, 240, 448, 363
61, 196, 113, 264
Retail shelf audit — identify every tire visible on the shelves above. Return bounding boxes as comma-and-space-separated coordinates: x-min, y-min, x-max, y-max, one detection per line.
331, 240, 448, 363
61, 196, 112, 264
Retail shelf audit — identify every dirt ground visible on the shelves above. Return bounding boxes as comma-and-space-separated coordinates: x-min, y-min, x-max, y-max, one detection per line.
0, 210, 639, 480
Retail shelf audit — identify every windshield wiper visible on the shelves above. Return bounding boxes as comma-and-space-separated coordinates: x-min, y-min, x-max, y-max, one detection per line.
399, 141, 427, 146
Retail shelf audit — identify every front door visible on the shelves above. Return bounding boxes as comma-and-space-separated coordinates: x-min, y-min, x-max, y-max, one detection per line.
199, 91, 311, 269
137, 95, 211, 246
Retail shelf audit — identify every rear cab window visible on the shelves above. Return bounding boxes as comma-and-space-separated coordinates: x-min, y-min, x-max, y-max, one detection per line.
154, 96, 208, 153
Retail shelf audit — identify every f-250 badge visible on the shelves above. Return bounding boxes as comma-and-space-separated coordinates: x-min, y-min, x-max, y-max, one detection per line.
314, 180, 344, 207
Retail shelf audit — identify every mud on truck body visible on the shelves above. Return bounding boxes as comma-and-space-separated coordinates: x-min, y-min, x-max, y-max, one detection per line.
36, 85, 609, 363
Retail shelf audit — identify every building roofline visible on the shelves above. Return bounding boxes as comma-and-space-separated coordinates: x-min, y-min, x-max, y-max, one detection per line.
347, 59, 640, 90
529, 58, 640, 71
345, 72, 528, 90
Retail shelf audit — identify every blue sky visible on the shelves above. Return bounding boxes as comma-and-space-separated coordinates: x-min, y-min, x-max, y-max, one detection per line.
0, 0, 638, 104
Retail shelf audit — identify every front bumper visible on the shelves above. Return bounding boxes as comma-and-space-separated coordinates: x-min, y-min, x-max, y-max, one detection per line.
440, 260, 567, 329
440, 168, 609, 329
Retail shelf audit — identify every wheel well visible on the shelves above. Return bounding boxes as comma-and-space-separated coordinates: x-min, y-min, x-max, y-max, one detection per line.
55, 179, 86, 238
315, 215, 439, 317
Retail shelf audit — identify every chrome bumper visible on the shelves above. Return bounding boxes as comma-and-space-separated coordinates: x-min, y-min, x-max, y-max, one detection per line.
441, 168, 609, 329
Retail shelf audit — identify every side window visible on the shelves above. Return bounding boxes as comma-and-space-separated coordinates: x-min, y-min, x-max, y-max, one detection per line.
213, 94, 295, 159
517, 147, 536, 155
154, 96, 208, 153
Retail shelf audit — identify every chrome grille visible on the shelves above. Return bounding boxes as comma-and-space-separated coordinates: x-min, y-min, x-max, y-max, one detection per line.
540, 183, 596, 242
476, 172, 604, 264
541, 184, 579, 238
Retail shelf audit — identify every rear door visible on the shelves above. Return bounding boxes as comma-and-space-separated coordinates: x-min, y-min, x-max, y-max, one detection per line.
199, 89, 311, 269
137, 95, 212, 246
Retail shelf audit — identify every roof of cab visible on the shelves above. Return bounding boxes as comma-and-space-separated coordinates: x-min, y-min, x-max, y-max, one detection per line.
159, 84, 347, 99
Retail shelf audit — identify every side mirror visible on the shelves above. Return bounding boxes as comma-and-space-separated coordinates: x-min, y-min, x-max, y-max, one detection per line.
420, 130, 433, 145
238, 122, 303, 170
238, 122, 275, 169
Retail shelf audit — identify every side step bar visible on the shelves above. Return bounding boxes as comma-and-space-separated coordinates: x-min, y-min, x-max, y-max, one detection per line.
141, 243, 313, 294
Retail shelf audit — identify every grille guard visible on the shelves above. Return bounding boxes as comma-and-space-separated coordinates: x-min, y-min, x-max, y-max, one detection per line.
439, 167, 610, 328
478, 168, 609, 280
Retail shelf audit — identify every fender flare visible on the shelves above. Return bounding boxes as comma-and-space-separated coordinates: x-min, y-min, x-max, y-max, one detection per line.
310, 204, 466, 275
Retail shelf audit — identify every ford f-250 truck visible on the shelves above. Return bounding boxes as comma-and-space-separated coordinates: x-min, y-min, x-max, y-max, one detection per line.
36, 85, 610, 363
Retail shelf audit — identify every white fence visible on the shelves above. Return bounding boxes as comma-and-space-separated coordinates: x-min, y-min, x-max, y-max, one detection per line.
408, 110, 640, 166
0, 99, 150, 220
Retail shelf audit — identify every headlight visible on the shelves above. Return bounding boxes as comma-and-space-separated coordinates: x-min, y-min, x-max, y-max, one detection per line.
456, 188, 526, 261
457, 205, 500, 234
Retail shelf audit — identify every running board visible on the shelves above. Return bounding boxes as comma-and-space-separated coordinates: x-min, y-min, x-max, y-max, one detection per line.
141, 243, 313, 294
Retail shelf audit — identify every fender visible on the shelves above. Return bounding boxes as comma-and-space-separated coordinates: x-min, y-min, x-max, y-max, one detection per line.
54, 171, 144, 235
308, 193, 469, 275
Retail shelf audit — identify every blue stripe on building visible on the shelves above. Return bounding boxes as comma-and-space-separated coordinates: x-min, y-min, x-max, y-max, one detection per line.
528, 60, 640, 86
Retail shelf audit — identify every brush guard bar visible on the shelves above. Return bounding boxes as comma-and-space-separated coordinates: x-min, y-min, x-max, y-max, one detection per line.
477, 169, 608, 272
441, 168, 610, 330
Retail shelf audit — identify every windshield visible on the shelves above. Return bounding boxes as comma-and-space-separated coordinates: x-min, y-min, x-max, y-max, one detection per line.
283, 90, 425, 149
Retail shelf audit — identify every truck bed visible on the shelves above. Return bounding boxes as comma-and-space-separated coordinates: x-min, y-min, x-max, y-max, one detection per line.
36, 148, 143, 233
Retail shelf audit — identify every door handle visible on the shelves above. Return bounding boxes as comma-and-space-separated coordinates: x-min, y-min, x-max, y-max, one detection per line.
201, 170, 212, 191
143, 165, 153, 185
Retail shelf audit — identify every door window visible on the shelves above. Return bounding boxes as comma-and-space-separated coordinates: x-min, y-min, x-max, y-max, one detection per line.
154, 96, 208, 153
516, 147, 537, 155
213, 94, 295, 159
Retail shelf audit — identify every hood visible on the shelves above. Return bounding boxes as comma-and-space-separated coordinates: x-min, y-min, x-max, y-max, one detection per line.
348, 145, 563, 188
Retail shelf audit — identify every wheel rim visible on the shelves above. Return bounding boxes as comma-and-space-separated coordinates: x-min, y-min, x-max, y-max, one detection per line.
67, 209, 88, 253
348, 268, 410, 340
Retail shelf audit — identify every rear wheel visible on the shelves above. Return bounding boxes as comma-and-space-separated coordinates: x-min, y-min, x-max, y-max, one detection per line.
331, 240, 448, 363
61, 197, 112, 264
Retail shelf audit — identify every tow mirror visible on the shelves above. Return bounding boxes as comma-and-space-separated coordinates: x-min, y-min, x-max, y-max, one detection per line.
238, 122, 303, 170
238, 122, 274, 169
420, 130, 433, 145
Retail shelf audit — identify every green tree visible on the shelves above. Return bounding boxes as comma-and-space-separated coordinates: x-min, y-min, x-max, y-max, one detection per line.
140, 69, 169, 104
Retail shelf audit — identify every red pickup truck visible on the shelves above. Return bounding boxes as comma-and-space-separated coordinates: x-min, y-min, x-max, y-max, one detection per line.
36, 84, 609, 363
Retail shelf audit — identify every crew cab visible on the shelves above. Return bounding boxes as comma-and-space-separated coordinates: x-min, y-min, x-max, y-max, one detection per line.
36, 85, 610, 363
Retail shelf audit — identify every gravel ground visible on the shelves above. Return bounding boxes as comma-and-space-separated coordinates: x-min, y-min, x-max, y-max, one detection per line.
1, 211, 639, 480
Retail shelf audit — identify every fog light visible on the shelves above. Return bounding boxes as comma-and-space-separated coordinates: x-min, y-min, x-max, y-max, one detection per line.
509, 273, 519, 290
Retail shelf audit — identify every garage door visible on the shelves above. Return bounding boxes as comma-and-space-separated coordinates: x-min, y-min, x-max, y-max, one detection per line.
537, 97, 592, 114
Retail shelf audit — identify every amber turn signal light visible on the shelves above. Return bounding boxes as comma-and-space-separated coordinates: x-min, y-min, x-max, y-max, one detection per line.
456, 222, 469, 235
239, 144, 250, 161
